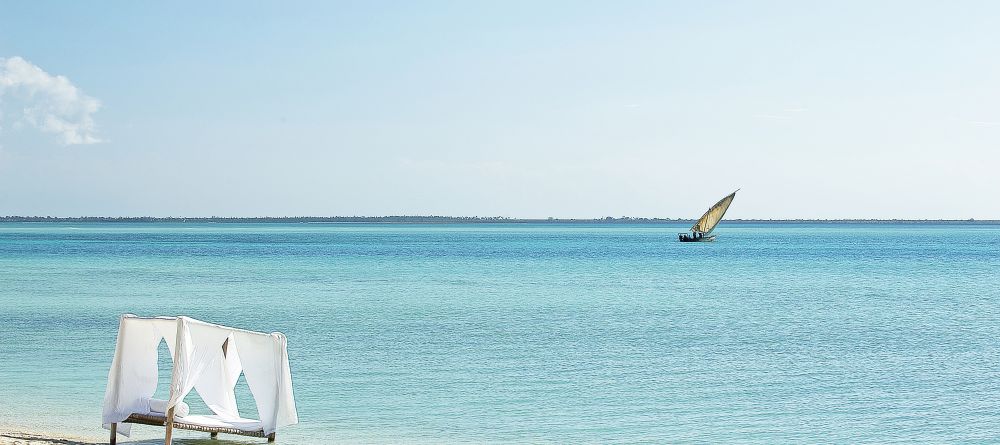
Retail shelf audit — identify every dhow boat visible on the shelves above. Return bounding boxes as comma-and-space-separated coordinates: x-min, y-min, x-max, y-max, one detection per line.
679, 190, 738, 242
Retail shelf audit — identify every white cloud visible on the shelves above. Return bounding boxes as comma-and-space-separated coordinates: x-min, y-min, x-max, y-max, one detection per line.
969, 120, 1000, 127
0, 56, 102, 145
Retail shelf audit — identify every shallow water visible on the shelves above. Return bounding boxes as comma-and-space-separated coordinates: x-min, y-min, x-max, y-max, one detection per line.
1, 222, 999, 443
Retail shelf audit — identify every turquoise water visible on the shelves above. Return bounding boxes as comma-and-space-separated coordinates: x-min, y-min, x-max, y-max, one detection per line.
1, 222, 999, 444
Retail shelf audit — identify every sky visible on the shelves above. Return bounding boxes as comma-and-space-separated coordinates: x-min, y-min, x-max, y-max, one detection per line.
1, 1, 998, 219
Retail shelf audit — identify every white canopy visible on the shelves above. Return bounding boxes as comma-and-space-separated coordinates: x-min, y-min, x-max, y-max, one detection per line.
102, 315, 298, 437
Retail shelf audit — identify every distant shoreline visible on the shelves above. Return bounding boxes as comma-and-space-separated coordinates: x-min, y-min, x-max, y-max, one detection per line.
1, 216, 997, 224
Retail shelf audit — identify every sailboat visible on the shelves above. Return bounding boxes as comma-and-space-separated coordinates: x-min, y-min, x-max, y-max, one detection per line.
678, 189, 739, 242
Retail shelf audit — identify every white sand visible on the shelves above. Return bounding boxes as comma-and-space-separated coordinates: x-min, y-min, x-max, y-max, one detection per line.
1, 429, 260, 444
0, 430, 95, 445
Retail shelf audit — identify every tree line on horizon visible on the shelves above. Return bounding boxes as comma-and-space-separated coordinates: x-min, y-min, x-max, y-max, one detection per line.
0, 216, 993, 224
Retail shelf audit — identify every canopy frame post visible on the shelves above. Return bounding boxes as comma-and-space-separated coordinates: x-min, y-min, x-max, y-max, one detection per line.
164, 406, 175, 445
164, 317, 183, 445
109, 423, 117, 445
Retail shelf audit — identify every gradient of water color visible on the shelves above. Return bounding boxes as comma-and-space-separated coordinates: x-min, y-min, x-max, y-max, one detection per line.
1, 222, 999, 443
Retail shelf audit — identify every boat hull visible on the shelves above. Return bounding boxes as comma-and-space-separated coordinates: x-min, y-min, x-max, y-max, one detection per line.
678, 233, 716, 242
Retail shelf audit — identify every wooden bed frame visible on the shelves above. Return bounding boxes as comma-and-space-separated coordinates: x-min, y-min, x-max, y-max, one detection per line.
109, 408, 275, 444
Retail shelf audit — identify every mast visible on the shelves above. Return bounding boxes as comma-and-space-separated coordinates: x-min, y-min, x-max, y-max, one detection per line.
690, 189, 738, 234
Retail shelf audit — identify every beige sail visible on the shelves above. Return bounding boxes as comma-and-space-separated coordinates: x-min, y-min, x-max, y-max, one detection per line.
690, 190, 738, 234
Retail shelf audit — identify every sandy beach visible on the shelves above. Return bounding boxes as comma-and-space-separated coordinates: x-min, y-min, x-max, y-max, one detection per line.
0, 430, 95, 445
0, 430, 248, 445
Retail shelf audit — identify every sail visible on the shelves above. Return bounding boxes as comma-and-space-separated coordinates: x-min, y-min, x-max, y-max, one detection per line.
690, 190, 738, 234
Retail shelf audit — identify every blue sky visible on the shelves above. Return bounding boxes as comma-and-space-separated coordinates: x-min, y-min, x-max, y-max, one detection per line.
1, 1, 998, 218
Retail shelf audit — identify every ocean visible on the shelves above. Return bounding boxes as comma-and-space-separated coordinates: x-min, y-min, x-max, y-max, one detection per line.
1, 222, 999, 444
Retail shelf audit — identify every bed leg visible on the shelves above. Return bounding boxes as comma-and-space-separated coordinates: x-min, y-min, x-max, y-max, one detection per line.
211, 432, 218, 439
110, 423, 117, 445
267, 432, 276, 442
164, 406, 175, 445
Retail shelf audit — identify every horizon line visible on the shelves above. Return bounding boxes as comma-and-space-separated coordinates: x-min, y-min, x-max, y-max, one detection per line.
1, 216, 998, 224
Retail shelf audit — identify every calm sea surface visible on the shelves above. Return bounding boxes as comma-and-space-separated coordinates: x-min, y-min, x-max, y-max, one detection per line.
1, 222, 999, 444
